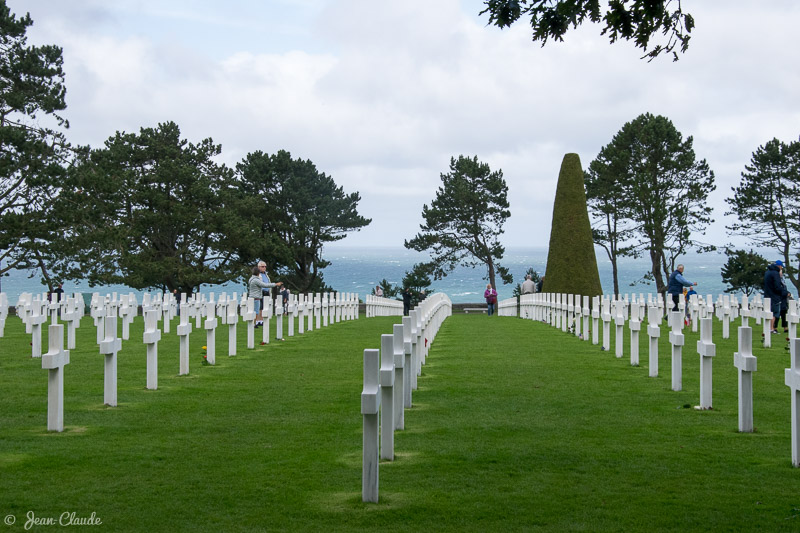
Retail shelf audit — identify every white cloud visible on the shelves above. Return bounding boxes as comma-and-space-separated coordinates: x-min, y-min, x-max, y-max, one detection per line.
7, 0, 800, 251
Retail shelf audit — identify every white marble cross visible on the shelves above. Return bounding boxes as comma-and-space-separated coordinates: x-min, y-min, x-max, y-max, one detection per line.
322, 293, 329, 328
785, 338, 800, 466
591, 296, 600, 345
29, 300, 48, 358
177, 303, 192, 375
275, 298, 284, 341
288, 294, 296, 337
204, 301, 217, 365
734, 325, 756, 432
162, 292, 171, 334
143, 309, 161, 390
392, 323, 406, 430
696, 317, 716, 409
380, 334, 395, 461
788, 300, 799, 340
41, 323, 70, 431
361, 348, 380, 503
243, 297, 256, 350
297, 294, 305, 335
669, 311, 685, 391
99, 307, 122, 406
629, 301, 641, 366
48, 295, 60, 325
763, 297, 773, 348
740, 294, 750, 328
601, 297, 612, 352
582, 296, 590, 342
414, 309, 424, 377
226, 300, 238, 356
61, 297, 81, 350
262, 296, 271, 345
119, 295, 132, 340
647, 305, 661, 378
314, 293, 322, 330
403, 316, 416, 409
721, 295, 733, 340
614, 299, 626, 358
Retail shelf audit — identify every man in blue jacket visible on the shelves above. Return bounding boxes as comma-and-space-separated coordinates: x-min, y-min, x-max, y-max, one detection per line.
668, 264, 697, 311
764, 260, 789, 334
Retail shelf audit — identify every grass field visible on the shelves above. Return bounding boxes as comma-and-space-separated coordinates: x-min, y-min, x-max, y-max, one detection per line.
2, 309, 800, 532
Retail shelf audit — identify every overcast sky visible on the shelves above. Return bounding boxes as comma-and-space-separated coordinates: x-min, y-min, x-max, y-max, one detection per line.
11, 0, 800, 251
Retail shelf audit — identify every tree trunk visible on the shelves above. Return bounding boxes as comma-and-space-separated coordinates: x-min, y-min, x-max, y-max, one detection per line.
487, 260, 497, 290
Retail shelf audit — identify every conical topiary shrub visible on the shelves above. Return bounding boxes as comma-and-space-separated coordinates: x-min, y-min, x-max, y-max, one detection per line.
542, 153, 602, 297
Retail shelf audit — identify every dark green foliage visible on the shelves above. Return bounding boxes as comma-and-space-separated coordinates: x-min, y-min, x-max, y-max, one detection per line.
543, 153, 602, 297
49, 122, 246, 295
236, 150, 371, 293
721, 249, 770, 296
725, 137, 800, 293
372, 278, 400, 298
480, 0, 694, 61
0, 0, 70, 284
586, 113, 715, 293
405, 155, 512, 290
585, 152, 638, 296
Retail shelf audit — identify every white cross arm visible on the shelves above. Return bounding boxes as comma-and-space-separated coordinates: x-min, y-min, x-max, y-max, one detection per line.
734, 352, 757, 372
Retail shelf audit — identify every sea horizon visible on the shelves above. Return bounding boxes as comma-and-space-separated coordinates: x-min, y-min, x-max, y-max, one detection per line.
0, 246, 792, 305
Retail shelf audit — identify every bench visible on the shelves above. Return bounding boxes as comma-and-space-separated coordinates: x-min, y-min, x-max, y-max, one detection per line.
463, 307, 487, 314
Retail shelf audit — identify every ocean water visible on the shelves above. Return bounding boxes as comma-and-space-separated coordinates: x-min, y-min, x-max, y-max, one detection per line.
0, 247, 784, 304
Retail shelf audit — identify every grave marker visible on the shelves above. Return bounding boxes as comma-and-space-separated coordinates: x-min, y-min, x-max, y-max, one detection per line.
669, 311, 684, 391
243, 297, 256, 349
41, 323, 70, 432
204, 301, 217, 365
143, 309, 161, 390
402, 316, 413, 408
361, 348, 380, 503
99, 307, 122, 406
392, 323, 405, 430
696, 317, 716, 409
227, 300, 238, 356
582, 296, 590, 342
786, 338, 800, 467
29, 301, 47, 358
647, 305, 661, 377
380, 334, 395, 461
734, 325, 756, 432
763, 297, 773, 348
614, 299, 626, 358
177, 303, 192, 375
629, 301, 641, 366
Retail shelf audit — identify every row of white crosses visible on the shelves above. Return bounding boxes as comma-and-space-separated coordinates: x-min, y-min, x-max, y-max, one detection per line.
15, 292, 85, 357
527, 291, 800, 464
9, 288, 360, 433
365, 295, 404, 317
362, 293, 452, 503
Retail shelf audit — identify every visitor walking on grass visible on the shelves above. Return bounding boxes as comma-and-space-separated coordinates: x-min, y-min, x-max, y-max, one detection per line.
764, 260, 789, 334
484, 284, 498, 316
668, 264, 696, 312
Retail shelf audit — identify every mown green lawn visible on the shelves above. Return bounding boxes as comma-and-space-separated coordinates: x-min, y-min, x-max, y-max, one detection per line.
1, 310, 799, 532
